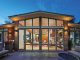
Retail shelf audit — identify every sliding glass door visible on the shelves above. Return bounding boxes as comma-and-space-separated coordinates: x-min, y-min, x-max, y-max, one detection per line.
23, 28, 64, 51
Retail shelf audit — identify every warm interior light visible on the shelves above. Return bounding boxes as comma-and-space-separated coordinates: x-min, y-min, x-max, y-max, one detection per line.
64, 26, 68, 30
63, 17, 73, 21
11, 17, 19, 21
15, 26, 18, 30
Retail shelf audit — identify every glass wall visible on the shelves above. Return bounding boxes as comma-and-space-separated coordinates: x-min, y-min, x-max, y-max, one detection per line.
18, 17, 64, 51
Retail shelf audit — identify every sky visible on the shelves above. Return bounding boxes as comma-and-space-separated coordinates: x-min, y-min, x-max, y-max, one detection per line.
0, 0, 80, 24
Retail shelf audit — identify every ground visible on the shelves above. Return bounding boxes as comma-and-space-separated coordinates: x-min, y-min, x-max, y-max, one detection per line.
0, 51, 64, 60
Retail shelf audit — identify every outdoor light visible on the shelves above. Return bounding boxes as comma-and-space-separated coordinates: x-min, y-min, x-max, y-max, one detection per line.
63, 17, 73, 21
15, 32, 18, 36
15, 26, 18, 30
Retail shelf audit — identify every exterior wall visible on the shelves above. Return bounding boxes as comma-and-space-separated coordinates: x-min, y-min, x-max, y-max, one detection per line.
64, 21, 69, 51
8, 27, 14, 41
14, 23, 19, 51
7, 27, 15, 51
0, 31, 4, 51
0, 43, 3, 51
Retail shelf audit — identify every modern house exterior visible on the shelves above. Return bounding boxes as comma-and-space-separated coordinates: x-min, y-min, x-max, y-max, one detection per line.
0, 11, 80, 51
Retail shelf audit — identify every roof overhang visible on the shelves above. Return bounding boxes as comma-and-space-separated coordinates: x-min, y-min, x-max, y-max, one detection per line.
0, 23, 14, 29
68, 23, 80, 28
9, 11, 74, 21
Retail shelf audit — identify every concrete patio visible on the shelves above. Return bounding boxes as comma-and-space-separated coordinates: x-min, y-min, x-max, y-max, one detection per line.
0, 51, 64, 60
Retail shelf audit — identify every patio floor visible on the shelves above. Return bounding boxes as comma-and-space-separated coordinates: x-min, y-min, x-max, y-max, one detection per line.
0, 51, 65, 60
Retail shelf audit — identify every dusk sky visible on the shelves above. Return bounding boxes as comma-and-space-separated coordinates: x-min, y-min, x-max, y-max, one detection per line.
0, 0, 80, 24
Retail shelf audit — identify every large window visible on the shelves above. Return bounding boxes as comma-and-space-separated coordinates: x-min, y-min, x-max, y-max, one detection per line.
49, 19, 56, 26
57, 20, 63, 26
19, 30, 24, 49
33, 18, 39, 26
18, 18, 64, 27
18, 17, 64, 51
42, 18, 48, 26
26, 19, 32, 26
19, 21, 25, 27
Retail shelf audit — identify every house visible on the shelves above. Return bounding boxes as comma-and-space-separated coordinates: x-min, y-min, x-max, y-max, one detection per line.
0, 11, 80, 51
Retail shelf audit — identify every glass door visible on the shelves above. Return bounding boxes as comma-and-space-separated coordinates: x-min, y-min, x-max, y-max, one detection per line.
42, 29, 48, 50
56, 29, 64, 50
49, 29, 56, 50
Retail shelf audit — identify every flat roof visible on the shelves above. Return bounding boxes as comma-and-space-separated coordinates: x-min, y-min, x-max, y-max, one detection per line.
9, 11, 74, 21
